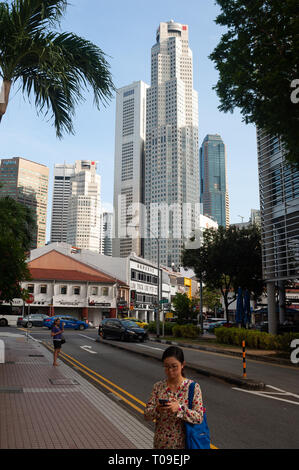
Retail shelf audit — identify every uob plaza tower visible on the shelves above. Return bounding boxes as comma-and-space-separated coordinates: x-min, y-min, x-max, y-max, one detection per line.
144, 21, 199, 267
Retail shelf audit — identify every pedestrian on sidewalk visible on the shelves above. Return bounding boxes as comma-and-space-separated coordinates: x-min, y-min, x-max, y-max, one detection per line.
51, 318, 64, 366
144, 346, 204, 449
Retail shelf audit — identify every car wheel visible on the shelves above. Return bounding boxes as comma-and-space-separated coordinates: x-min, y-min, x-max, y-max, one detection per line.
79, 324, 84, 331
27, 322, 33, 328
0, 318, 8, 327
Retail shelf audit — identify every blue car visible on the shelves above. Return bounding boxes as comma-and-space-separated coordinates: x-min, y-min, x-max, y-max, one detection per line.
43, 315, 89, 331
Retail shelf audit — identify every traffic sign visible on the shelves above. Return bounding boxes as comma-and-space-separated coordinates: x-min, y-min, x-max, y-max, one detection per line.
160, 299, 168, 304
26, 294, 34, 304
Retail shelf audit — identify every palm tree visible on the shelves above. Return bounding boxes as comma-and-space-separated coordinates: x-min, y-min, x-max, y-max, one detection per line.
0, 0, 114, 137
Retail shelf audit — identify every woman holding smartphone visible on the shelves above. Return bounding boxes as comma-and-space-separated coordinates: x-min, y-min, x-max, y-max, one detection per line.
144, 346, 204, 449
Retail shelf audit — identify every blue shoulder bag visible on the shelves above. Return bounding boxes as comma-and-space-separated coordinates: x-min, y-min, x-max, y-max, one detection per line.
185, 381, 210, 449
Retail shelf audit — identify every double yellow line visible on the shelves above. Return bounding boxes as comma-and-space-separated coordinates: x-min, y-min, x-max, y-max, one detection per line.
43, 341, 217, 449
43, 341, 146, 413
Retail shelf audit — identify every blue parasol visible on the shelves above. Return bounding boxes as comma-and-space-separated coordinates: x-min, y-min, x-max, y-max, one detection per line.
235, 287, 244, 324
243, 289, 251, 325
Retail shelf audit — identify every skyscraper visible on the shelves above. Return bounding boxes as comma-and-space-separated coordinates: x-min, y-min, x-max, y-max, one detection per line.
50, 162, 75, 243
0, 157, 49, 248
200, 134, 229, 227
113, 81, 149, 258
144, 21, 199, 267
100, 211, 113, 256
257, 130, 299, 333
66, 160, 101, 252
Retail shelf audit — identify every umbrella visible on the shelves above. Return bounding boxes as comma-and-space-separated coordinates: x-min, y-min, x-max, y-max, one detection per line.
243, 289, 251, 325
235, 287, 244, 324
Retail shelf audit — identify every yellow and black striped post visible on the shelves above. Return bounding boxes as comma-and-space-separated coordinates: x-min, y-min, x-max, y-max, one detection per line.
242, 340, 247, 378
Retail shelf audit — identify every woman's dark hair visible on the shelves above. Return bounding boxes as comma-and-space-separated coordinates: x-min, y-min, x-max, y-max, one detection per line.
162, 346, 185, 377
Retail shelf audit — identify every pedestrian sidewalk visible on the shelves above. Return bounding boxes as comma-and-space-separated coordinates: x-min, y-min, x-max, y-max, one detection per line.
0, 332, 153, 449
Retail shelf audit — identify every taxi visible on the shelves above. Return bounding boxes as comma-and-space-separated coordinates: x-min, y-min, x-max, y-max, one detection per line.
123, 317, 148, 329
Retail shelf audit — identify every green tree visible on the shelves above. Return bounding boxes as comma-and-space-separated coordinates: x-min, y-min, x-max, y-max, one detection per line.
201, 287, 222, 313
209, 0, 299, 166
0, 0, 114, 137
182, 225, 264, 320
0, 196, 35, 302
172, 293, 195, 325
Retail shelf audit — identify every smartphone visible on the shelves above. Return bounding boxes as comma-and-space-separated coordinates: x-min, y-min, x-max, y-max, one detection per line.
159, 399, 169, 406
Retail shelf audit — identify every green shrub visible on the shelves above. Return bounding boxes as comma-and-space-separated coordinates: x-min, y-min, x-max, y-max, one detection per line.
214, 327, 299, 352
172, 324, 201, 338
147, 321, 177, 335
172, 325, 183, 337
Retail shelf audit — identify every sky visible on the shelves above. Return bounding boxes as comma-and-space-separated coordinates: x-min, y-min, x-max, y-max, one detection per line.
0, 0, 260, 241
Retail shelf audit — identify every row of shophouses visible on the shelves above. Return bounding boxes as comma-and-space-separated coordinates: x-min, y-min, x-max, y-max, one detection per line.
1, 243, 200, 326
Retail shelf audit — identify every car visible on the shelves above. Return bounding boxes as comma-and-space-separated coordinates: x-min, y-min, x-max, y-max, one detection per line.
20, 314, 50, 328
43, 315, 89, 330
205, 320, 227, 332
99, 318, 148, 342
123, 317, 149, 329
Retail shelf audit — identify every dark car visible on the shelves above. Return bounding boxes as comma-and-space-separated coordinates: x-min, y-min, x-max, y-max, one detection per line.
20, 314, 50, 328
99, 318, 148, 342
43, 315, 89, 330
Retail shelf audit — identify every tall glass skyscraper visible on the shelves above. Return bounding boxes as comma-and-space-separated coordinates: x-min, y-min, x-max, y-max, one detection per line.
200, 134, 229, 227
144, 21, 199, 267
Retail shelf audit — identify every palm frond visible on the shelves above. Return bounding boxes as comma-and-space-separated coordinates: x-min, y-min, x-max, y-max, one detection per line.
10, 0, 67, 33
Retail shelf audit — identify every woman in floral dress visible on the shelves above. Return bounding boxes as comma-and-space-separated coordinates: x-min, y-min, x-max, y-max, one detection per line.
144, 346, 204, 449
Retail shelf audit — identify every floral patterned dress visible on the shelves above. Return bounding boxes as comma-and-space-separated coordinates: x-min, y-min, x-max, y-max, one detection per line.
144, 378, 204, 449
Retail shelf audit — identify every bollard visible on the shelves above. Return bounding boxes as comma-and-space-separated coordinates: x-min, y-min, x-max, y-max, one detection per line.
0, 339, 5, 363
242, 340, 246, 378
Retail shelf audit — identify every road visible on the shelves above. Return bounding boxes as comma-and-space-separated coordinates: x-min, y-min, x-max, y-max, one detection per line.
9, 326, 299, 448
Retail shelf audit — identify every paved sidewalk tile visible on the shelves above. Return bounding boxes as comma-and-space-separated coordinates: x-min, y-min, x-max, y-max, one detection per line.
0, 333, 154, 449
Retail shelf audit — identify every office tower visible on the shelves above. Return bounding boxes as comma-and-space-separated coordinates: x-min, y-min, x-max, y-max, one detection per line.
50, 162, 76, 243
144, 21, 199, 268
200, 134, 229, 227
257, 130, 299, 332
113, 81, 149, 258
0, 157, 49, 248
100, 211, 113, 256
66, 160, 101, 252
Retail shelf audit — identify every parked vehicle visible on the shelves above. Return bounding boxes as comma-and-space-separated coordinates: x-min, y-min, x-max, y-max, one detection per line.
20, 314, 50, 328
123, 317, 148, 329
0, 311, 21, 327
43, 315, 89, 330
99, 318, 148, 342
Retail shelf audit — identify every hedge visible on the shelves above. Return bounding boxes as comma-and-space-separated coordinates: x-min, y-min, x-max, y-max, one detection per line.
214, 327, 299, 352
147, 321, 177, 335
172, 324, 201, 338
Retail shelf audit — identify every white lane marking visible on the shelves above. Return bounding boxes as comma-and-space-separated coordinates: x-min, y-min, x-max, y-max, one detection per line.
232, 385, 299, 406
78, 334, 96, 341
80, 345, 97, 354
137, 344, 164, 351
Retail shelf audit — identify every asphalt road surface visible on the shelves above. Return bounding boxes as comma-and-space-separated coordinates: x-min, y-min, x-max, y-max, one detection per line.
11, 326, 299, 449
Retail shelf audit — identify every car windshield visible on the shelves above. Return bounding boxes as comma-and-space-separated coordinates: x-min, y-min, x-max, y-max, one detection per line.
122, 321, 138, 327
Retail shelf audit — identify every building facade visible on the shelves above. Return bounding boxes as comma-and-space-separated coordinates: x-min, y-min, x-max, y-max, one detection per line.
200, 134, 229, 227
100, 211, 113, 256
0, 157, 49, 248
113, 81, 149, 258
66, 160, 101, 253
144, 21, 199, 268
50, 162, 76, 243
257, 130, 299, 333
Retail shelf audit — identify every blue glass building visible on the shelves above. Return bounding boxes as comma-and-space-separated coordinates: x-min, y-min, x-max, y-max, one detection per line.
199, 134, 229, 227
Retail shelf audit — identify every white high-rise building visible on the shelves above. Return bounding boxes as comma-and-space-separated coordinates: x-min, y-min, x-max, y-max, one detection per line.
51, 162, 75, 243
66, 160, 101, 252
113, 81, 149, 258
144, 21, 199, 267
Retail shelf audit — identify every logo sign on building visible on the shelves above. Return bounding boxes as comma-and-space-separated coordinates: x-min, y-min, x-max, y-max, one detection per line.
26, 294, 34, 304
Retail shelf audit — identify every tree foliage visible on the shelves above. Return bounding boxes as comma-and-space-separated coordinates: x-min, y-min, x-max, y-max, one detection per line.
0, 196, 35, 301
209, 0, 299, 166
0, 0, 114, 137
182, 225, 264, 320
172, 293, 196, 325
